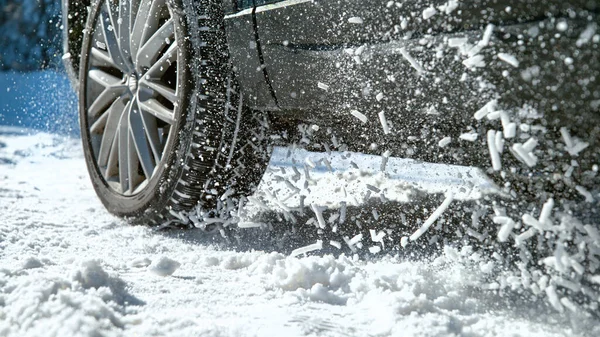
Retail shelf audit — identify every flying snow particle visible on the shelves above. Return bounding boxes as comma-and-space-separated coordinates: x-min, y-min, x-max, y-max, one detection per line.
348, 17, 363, 24
487, 130, 502, 171
330, 240, 342, 249
378, 111, 391, 134
459, 132, 478, 142
350, 110, 368, 123
291, 240, 324, 257
497, 53, 520, 67
422, 7, 437, 20
479, 24, 495, 47
576, 23, 597, 47
463, 54, 485, 68
493, 216, 516, 242
410, 193, 454, 241
474, 99, 497, 120
575, 186, 594, 202
438, 137, 451, 148
439, 0, 459, 14
560, 127, 589, 156
311, 203, 327, 229
448, 37, 468, 47
545, 286, 565, 312
399, 47, 425, 73
317, 82, 330, 91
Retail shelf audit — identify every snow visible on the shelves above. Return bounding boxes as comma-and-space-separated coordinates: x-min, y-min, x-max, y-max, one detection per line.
2, 127, 598, 336
147, 256, 182, 277
409, 193, 454, 241
350, 109, 368, 123
378, 110, 391, 134
3, 6, 600, 334
422, 7, 437, 20
347, 17, 363, 24
497, 53, 520, 68
438, 136, 451, 148
399, 47, 425, 73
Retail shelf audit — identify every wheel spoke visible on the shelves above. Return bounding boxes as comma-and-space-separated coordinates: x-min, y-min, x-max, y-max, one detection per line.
131, 0, 166, 59
117, 0, 133, 68
140, 78, 177, 103
91, 47, 118, 69
100, 5, 127, 72
140, 110, 163, 163
127, 127, 142, 193
90, 108, 109, 134
88, 86, 126, 118
105, 129, 120, 178
137, 19, 174, 69
118, 108, 130, 193
129, 99, 156, 179
138, 98, 175, 125
145, 41, 178, 78
98, 97, 129, 166
88, 68, 123, 88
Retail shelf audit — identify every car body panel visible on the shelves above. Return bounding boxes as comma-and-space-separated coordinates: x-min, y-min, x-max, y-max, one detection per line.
252, 0, 599, 111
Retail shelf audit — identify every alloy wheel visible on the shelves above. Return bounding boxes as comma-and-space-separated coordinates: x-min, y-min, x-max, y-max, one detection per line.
84, 0, 180, 195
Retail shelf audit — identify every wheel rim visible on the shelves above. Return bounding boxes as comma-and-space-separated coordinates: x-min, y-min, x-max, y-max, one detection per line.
85, 0, 180, 196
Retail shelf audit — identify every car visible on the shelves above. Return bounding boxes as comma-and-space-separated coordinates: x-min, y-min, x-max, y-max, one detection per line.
61, 0, 599, 226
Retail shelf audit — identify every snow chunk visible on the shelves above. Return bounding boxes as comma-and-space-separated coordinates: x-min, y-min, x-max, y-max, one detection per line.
575, 186, 594, 203
487, 130, 502, 171
348, 17, 363, 24
309, 283, 347, 305
71, 260, 111, 289
317, 82, 330, 91
330, 240, 342, 249
560, 127, 589, 156
545, 286, 564, 312
479, 24, 495, 47
290, 240, 324, 257
539, 198, 554, 226
147, 256, 181, 277
410, 193, 454, 241
448, 37, 468, 47
22, 257, 43, 270
459, 132, 478, 142
129, 257, 152, 268
350, 110, 368, 124
497, 53, 520, 68
311, 203, 327, 229
378, 111, 391, 134
422, 7, 437, 20
474, 99, 497, 120
438, 137, 451, 148
463, 54, 485, 68
399, 47, 425, 73
493, 216, 516, 242
576, 23, 597, 47
439, 0, 459, 14
511, 143, 538, 167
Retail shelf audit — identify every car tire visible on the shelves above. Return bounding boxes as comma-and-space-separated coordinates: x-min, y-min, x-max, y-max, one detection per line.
79, 0, 272, 226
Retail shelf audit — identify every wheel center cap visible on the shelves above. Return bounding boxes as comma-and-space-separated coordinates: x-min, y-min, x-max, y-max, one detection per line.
127, 74, 138, 93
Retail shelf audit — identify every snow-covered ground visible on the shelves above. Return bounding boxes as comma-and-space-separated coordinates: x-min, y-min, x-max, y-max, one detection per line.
1, 126, 598, 337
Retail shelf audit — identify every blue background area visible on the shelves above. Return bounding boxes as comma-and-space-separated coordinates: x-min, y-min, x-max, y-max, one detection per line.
0, 71, 79, 136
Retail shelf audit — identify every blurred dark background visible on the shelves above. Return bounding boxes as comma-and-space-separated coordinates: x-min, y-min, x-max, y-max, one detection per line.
0, 0, 62, 71
0, 0, 78, 135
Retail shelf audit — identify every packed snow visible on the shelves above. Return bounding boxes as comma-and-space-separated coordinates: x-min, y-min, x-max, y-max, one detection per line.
1, 127, 598, 337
